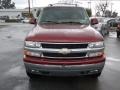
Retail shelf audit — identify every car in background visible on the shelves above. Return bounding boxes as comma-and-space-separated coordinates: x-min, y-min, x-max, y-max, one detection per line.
90, 17, 109, 36
106, 18, 118, 32
0, 16, 9, 20
115, 21, 120, 38
21, 18, 30, 23
21, 17, 37, 24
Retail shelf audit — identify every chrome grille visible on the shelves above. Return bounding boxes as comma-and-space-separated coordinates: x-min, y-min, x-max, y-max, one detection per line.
41, 43, 88, 59
42, 52, 87, 58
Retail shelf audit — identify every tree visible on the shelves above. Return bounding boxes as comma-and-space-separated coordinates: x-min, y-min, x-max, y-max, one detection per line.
86, 8, 92, 17
105, 10, 111, 17
0, 0, 2, 9
0, 0, 15, 9
112, 11, 118, 18
96, 12, 101, 17
96, 0, 109, 16
58, 0, 74, 4
104, 10, 118, 17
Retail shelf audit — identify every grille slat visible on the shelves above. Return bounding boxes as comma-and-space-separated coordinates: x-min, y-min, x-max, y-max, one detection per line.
41, 43, 88, 49
43, 52, 87, 58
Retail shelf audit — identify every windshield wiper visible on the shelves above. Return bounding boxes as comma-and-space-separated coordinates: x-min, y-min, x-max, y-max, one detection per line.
41, 21, 85, 25
58, 21, 84, 24
41, 21, 61, 24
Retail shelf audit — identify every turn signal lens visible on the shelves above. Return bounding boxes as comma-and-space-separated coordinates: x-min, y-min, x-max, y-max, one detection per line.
24, 50, 41, 57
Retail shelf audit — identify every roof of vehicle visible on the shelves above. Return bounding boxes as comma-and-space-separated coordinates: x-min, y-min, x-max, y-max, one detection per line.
103, 18, 115, 22
90, 17, 104, 23
48, 3, 79, 7
90, 17, 104, 19
90, 17, 117, 24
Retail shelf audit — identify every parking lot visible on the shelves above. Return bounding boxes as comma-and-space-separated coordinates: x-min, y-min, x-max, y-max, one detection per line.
0, 23, 120, 90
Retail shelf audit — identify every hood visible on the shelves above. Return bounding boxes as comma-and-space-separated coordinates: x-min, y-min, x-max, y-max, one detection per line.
26, 24, 103, 43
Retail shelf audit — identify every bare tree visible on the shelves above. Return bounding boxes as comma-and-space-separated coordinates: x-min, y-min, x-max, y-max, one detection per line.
58, 0, 75, 4
0, 0, 2, 9
96, 0, 109, 16
0, 0, 15, 9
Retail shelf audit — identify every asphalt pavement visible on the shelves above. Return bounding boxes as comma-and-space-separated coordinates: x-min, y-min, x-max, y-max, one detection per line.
0, 23, 120, 90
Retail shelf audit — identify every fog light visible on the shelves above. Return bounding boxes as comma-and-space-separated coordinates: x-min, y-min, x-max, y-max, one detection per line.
88, 52, 103, 57
24, 50, 41, 57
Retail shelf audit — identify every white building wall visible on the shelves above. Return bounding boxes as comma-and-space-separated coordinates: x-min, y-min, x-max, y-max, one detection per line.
0, 11, 22, 19
0, 9, 30, 19
0, 8, 38, 19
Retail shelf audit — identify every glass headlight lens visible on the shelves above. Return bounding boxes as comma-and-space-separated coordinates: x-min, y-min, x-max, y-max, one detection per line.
25, 41, 41, 48
88, 42, 104, 48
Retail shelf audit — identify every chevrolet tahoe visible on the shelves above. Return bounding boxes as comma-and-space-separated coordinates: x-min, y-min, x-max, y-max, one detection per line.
23, 4, 105, 78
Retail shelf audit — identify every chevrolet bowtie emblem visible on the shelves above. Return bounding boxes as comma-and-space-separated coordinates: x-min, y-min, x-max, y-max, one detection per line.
59, 48, 71, 55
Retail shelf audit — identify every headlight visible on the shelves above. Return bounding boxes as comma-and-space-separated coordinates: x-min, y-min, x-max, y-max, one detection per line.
88, 41, 104, 48
25, 41, 41, 48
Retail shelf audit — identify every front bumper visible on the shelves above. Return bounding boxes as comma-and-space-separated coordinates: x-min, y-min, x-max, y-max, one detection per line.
24, 61, 105, 76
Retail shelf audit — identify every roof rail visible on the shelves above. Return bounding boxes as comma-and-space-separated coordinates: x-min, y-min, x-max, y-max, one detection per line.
48, 3, 78, 7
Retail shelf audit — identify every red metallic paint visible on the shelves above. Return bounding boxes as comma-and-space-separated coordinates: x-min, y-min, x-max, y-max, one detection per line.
26, 24, 103, 43
24, 24, 105, 65
24, 55, 105, 65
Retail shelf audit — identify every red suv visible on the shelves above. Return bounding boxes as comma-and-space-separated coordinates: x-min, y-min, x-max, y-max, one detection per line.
23, 4, 105, 78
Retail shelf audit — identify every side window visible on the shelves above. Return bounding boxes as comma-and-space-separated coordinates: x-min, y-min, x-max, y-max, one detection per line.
107, 20, 112, 27
110, 20, 114, 27
113, 20, 117, 27
108, 20, 114, 27
111, 20, 117, 27
108, 19, 117, 28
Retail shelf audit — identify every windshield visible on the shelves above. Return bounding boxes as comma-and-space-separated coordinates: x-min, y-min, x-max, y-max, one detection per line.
39, 7, 89, 25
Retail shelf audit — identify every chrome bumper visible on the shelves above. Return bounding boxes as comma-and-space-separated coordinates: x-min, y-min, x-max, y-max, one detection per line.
25, 47, 104, 53
24, 62, 105, 76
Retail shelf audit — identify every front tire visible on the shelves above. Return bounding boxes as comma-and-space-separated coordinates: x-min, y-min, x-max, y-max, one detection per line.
117, 32, 120, 38
26, 71, 37, 78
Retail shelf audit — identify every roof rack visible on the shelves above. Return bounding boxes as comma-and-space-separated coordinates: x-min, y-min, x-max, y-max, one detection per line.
48, 3, 78, 7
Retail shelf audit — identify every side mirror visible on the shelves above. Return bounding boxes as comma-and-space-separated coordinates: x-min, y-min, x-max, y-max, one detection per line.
29, 18, 37, 24
90, 18, 98, 25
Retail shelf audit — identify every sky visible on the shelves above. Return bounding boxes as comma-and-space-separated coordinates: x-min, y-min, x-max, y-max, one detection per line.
12, 0, 120, 15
